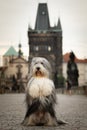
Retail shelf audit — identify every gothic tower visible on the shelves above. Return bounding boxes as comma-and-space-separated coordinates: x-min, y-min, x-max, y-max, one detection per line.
28, 3, 63, 81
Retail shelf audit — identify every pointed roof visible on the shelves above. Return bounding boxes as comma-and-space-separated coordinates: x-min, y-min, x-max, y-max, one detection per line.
35, 3, 50, 30
57, 18, 62, 31
49, 18, 62, 32
4, 46, 18, 56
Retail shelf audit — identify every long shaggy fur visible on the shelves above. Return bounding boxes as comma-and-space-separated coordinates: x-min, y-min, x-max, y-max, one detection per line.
22, 57, 58, 126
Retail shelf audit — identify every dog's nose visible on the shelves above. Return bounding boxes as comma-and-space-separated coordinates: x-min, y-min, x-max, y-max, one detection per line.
36, 67, 40, 70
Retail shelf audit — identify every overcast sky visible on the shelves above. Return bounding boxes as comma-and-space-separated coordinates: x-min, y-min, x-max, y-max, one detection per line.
0, 0, 87, 58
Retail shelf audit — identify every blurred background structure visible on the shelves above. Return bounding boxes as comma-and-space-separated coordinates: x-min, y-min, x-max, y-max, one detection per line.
0, 2, 87, 94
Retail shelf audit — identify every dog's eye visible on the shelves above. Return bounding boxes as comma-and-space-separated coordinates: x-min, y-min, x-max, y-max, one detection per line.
35, 62, 38, 65
41, 62, 43, 65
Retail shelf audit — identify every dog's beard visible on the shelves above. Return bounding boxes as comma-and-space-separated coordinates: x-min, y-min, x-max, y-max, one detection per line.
32, 65, 49, 78
35, 70, 44, 77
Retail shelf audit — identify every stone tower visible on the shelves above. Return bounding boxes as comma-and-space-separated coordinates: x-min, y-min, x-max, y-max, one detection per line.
28, 3, 63, 79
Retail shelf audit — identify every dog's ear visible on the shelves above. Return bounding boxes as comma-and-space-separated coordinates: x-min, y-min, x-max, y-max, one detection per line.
47, 61, 52, 72
30, 57, 37, 67
43, 58, 52, 72
27, 58, 35, 81
32, 57, 37, 63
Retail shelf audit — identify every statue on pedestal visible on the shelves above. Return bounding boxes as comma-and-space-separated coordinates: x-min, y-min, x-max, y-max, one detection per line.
67, 52, 79, 86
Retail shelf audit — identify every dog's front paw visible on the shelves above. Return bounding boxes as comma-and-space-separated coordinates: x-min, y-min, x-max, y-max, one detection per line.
57, 119, 68, 125
21, 118, 29, 126
21, 117, 36, 126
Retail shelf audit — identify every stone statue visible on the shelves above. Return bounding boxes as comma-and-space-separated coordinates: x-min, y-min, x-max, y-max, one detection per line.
16, 64, 22, 79
67, 52, 79, 86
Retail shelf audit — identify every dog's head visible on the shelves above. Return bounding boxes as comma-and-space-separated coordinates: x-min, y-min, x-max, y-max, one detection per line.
29, 57, 52, 78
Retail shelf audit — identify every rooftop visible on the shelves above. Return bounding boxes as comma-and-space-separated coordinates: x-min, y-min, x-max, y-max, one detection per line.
63, 53, 87, 63
4, 46, 18, 56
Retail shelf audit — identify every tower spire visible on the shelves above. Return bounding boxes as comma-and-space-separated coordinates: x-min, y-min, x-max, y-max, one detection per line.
35, 3, 50, 30
57, 18, 62, 31
18, 43, 23, 57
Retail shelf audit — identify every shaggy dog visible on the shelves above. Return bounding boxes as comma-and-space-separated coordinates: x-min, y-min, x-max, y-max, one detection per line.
22, 57, 58, 126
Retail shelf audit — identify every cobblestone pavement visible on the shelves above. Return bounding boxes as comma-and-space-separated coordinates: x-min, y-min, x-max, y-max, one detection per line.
0, 94, 87, 130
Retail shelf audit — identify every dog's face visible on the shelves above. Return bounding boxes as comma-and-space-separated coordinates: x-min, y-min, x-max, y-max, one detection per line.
30, 57, 51, 78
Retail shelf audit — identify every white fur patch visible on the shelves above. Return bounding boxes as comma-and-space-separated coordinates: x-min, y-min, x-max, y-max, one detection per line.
27, 78, 54, 98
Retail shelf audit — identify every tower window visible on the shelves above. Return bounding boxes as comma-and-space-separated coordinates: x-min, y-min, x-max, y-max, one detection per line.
42, 11, 46, 15
4, 58, 8, 66
35, 46, 39, 51
48, 46, 52, 51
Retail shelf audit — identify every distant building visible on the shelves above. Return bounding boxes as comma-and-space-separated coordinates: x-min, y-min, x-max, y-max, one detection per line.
28, 3, 63, 79
0, 45, 28, 92
4, 55, 28, 79
3, 45, 28, 79
63, 53, 87, 86
3, 46, 18, 66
